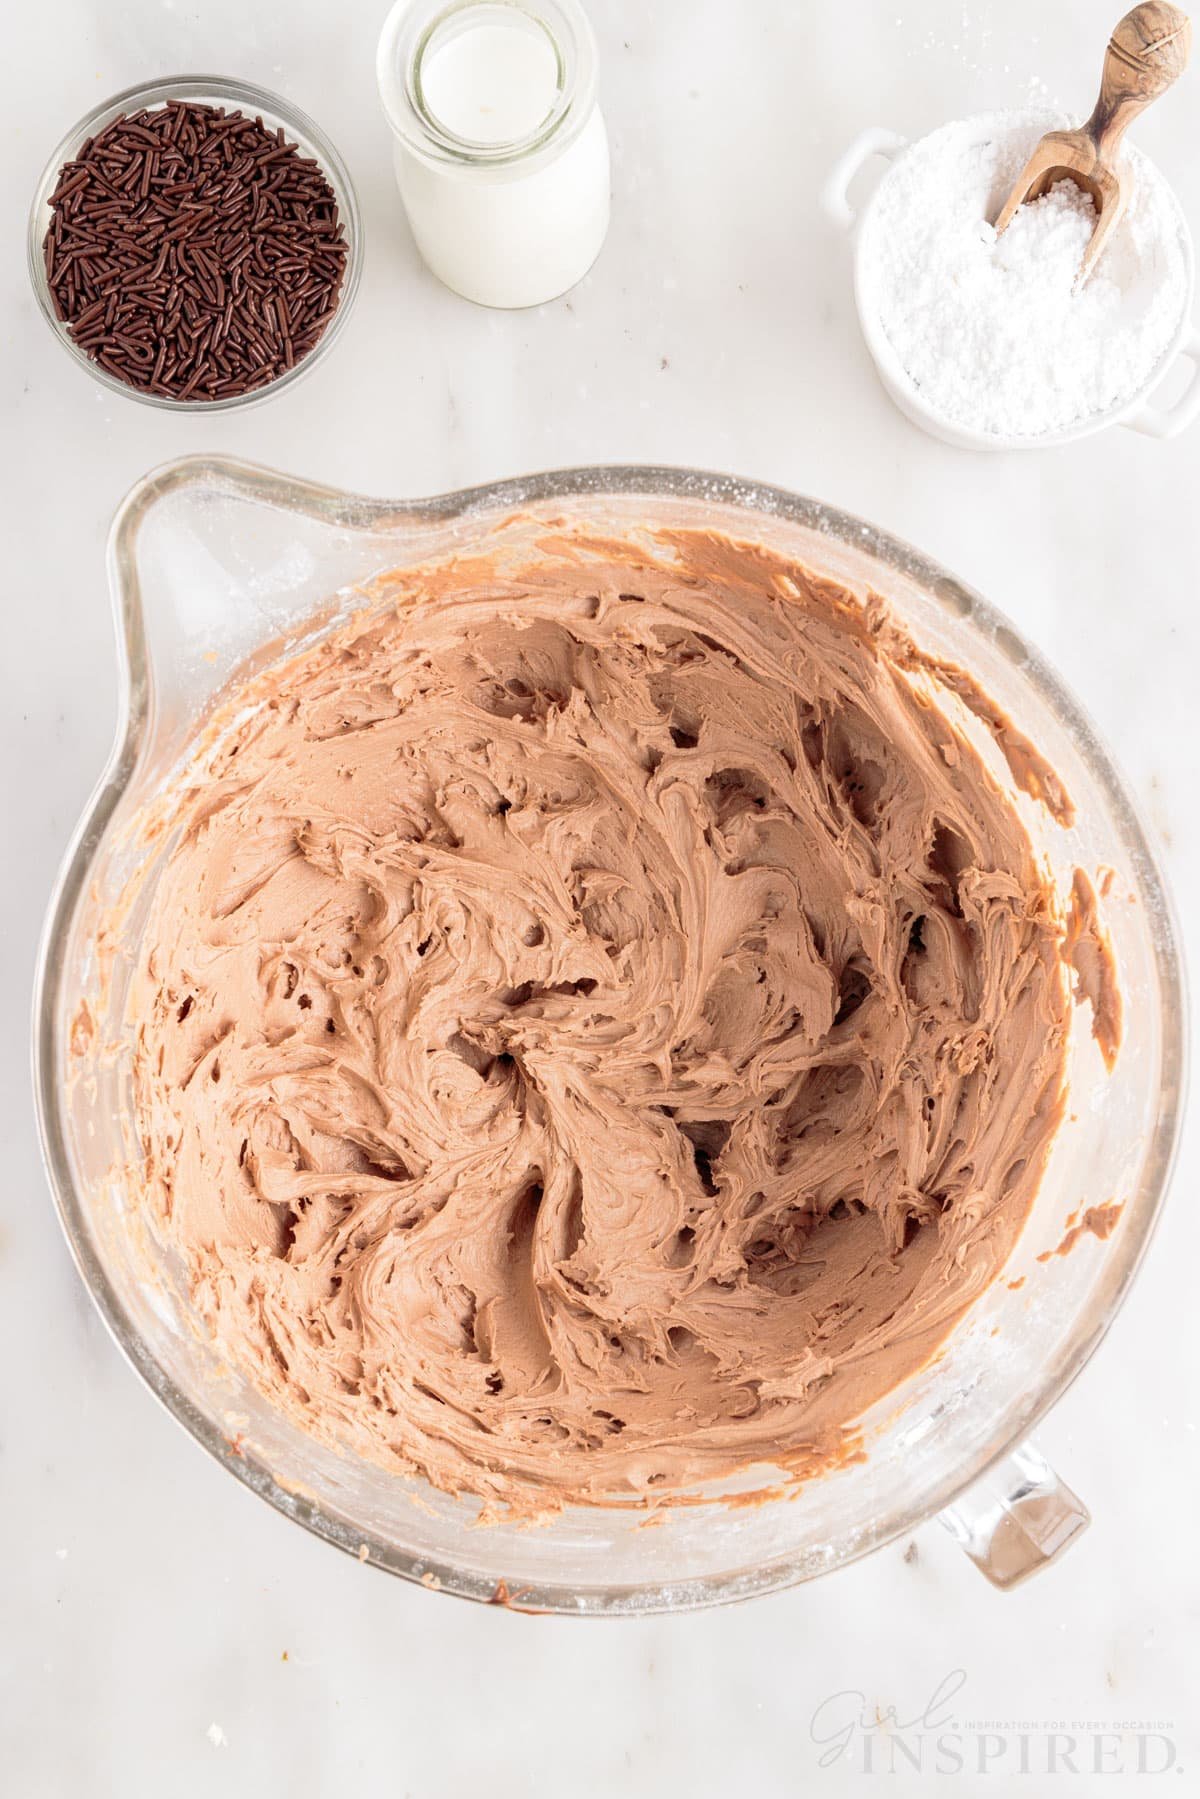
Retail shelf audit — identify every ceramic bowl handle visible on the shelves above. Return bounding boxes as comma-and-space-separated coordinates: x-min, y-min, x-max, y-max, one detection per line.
937, 1440, 1090, 1589
1123, 324, 1200, 438
820, 128, 909, 234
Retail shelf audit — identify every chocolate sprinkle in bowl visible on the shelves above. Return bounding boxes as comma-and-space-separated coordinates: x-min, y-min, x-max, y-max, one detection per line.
27, 75, 362, 411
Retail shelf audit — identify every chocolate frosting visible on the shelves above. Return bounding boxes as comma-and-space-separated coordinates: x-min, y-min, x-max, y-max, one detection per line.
131, 529, 1081, 1507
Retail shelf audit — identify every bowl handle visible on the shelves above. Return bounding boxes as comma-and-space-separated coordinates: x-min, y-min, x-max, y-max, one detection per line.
819, 128, 909, 235
1122, 323, 1200, 438
937, 1440, 1090, 1589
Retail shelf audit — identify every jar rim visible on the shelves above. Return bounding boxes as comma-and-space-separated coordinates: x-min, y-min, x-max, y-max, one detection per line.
376, 0, 599, 170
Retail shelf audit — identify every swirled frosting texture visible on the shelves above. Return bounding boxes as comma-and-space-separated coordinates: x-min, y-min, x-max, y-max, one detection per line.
131, 530, 1077, 1506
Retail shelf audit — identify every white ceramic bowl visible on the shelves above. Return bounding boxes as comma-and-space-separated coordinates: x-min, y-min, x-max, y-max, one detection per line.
821, 115, 1200, 450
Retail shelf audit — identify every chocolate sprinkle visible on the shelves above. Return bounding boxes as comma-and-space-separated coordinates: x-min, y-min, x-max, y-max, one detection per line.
42, 100, 348, 402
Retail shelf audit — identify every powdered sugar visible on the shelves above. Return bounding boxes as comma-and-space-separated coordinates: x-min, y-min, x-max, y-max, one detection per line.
858, 110, 1191, 439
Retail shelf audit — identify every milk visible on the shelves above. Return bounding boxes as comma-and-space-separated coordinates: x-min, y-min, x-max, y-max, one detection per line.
421, 15, 560, 146
377, 0, 610, 310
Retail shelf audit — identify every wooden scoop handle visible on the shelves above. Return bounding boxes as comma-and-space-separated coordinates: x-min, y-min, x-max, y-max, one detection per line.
1088, 3, 1192, 160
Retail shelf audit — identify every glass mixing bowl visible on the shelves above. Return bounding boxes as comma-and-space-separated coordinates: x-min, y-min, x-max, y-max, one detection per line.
32, 459, 1185, 1611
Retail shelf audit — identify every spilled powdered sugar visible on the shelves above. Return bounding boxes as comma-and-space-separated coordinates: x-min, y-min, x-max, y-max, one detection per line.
858, 109, 1190, 438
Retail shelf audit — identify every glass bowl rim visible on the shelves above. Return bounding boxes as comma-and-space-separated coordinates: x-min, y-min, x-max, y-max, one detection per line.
31, 455, 1189, 1612
26, 74, 364, 415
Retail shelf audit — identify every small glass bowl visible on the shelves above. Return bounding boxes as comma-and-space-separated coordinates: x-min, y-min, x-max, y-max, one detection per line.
27, 74, 364, 414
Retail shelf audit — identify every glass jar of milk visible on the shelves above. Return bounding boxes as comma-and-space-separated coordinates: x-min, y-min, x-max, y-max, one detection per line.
377, 0, 610, 308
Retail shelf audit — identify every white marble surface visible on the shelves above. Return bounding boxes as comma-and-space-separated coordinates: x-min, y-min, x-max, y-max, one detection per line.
3, 1, 1198, 1792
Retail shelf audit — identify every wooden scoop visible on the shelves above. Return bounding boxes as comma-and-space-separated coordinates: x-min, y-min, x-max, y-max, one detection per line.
994, 2, 1191, 283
